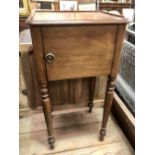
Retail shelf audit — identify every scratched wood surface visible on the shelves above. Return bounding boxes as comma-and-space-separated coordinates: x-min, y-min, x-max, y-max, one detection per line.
19, 108, 134, 155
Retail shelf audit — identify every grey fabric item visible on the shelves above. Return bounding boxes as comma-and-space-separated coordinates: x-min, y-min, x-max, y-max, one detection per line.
119, 40, 135, 91
116, 40, 135, 113
126, 23, 135, 44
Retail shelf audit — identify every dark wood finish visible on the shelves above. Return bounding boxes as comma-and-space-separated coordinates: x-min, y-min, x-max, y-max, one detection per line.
89, 77, 96, 112
27, 10, 127, 148
30, 26, 55, 148
131, 0, 135, 8
99, 2, 131, 14
40, 2, 52, 9
40, 83, 55, 149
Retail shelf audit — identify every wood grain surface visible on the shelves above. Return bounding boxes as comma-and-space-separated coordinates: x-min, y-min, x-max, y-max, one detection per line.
42, 25, 117, 80
26, 10, 127, 25
26, 11, 127, 148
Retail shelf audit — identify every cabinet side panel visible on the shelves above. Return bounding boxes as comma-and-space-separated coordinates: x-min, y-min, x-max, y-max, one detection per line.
111, 24, 127, 78
30, 25, 47, 84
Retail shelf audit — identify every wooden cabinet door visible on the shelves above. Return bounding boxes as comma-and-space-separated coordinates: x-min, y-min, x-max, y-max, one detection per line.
42, 25, 117, 81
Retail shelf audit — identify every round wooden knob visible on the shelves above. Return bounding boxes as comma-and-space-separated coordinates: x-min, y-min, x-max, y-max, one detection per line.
45, 52, 55, 63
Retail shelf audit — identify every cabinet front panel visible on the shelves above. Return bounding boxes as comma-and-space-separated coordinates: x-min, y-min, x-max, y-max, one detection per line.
42, 25, 117, 81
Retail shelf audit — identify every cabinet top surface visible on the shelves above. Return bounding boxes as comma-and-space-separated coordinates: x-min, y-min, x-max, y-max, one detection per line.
26, 10, 127, 25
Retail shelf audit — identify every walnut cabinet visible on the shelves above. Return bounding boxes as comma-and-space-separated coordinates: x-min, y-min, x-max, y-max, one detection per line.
26, 10, 127, 149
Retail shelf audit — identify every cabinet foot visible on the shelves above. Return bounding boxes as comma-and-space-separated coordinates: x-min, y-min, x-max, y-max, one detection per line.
100, 128, 106, 141
89, 102, 93, 113
48, 136, 55, 149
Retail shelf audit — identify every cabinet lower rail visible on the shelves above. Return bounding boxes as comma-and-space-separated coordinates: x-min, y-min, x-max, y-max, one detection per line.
51, 107, 89, 116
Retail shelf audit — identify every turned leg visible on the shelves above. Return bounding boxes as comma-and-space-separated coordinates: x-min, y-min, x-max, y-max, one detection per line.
100, 76, 115, 141
41, 83, 55, 149
88, 77, 96, 113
